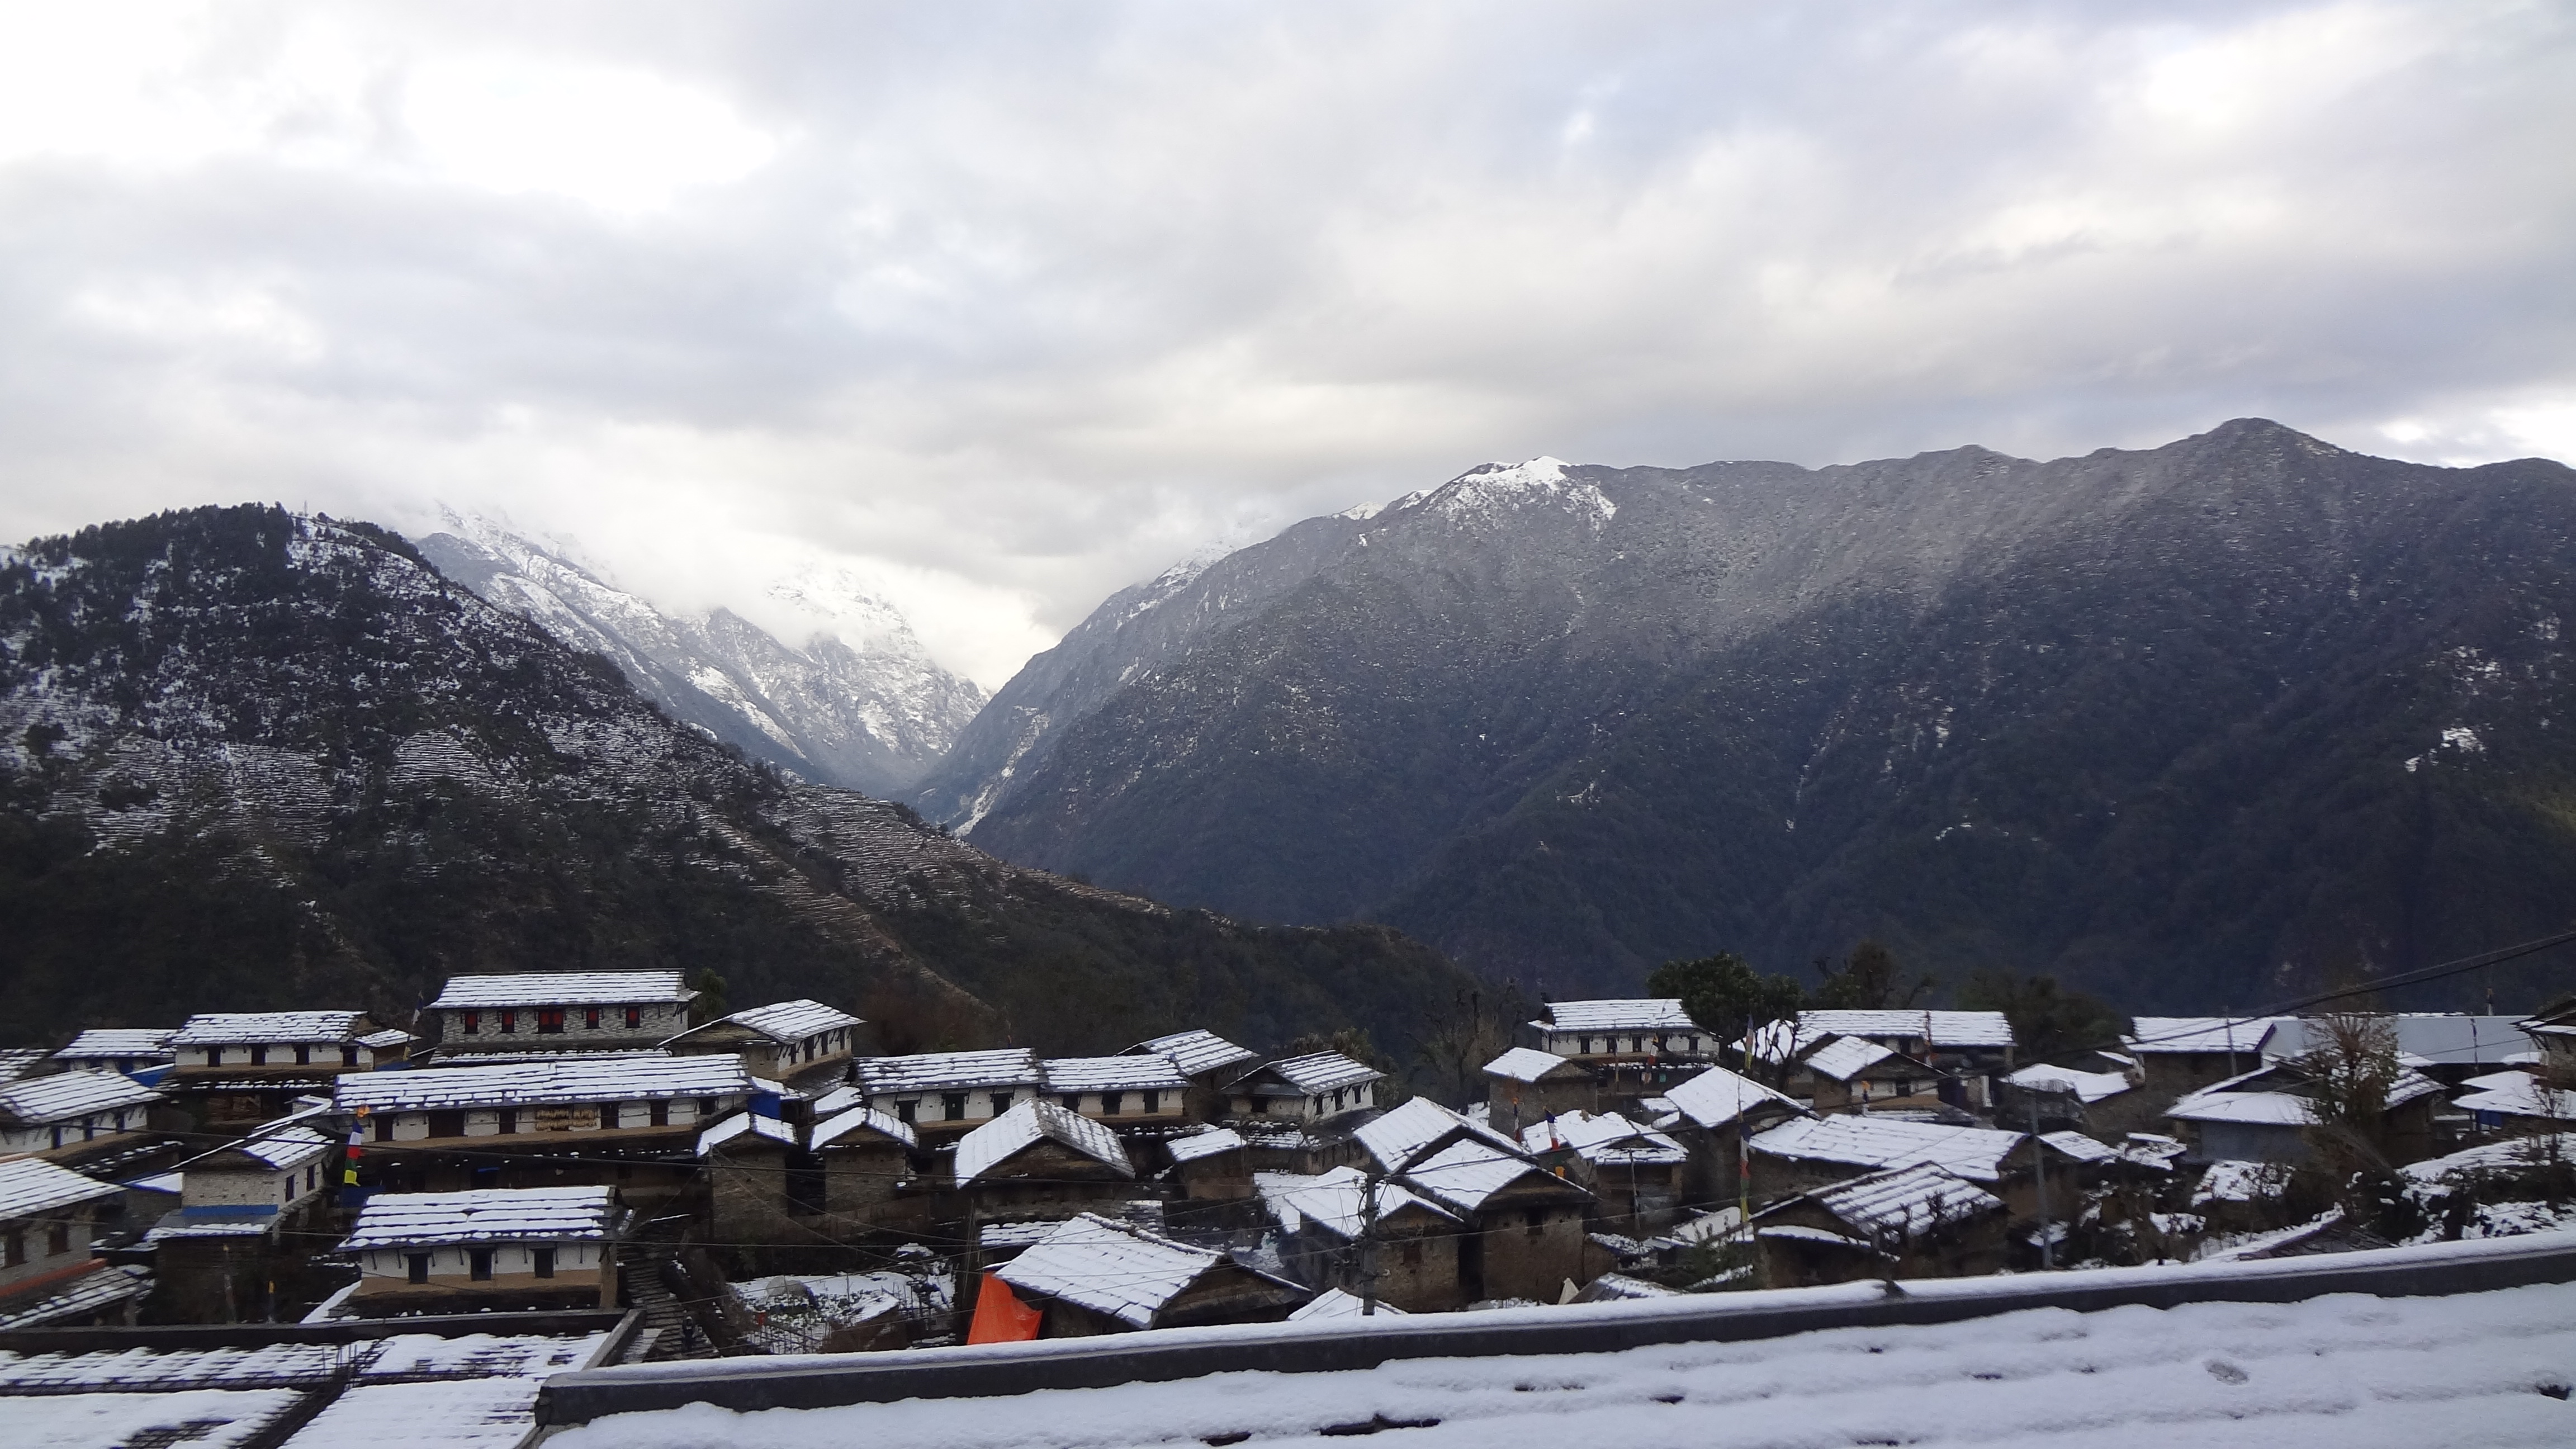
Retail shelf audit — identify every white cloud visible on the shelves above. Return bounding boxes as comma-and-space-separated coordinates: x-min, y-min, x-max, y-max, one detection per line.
0, 1, 2569, 690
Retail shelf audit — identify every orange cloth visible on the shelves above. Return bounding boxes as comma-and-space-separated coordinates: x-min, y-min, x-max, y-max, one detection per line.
966, 1272, 1044, 1344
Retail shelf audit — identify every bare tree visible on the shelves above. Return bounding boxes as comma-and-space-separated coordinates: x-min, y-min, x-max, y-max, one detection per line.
1412, 982, 1530, 1106
2296, 1011, 2402, 1210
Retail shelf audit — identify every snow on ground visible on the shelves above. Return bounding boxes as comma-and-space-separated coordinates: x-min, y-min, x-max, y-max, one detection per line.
558, 1276, 2576, 1449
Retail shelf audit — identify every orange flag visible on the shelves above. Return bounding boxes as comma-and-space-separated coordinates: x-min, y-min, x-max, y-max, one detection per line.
967, 1272, 1043, 1344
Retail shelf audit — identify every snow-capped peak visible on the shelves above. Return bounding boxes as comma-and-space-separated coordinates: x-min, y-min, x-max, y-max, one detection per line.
1420, 456, 1615, 528
768, 566, 931, 661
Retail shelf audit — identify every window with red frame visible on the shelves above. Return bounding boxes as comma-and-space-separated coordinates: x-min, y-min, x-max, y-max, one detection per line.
537, 1008, 565, 1034
585, 1007, 601, 1029
499, 1010, 517, 1034
623, 1006, 641, 1029
462, 1011, 479, 1034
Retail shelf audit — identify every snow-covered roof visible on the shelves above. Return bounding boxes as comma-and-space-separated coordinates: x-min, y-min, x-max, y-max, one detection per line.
1287, 1287, 1408, 1321
683, 998, 860, 1045
697, 1112, 797, 1156
428, 970, 693, 1009
1043, 1054, 1191, 1093
1801, 1035, 1898, 1082
809, 1084, 864, 1117
953, 1099, 1133, 1186
354, 1329, 617, 1381
2403, 1132, 2576, 1182
1483, 1046, 1581, 1083
2451, 1070, 2576, 1121
336, 1054, 756, 1112
2007, 1063, 2133, 1103
1257, 1052, 1384, 1094
171, 1011, 370, 1045
1663, 1064, 1802, 1129
1523, 1110, 1688, 1167
356, 1029, 413, 1050
282, 1377, 543, 1449
992, 1212, 1234, 1327
810, 1105, 919, 1151
0, 1069, 160, 1124
340, 1186, 619, 1250
855, 1048, 1040, 1096
1167, 1126, 1247, 1164
191, 1123, 335, 1172
1749, 1115, 2028, 1183
1353, 1096, 1522, 1173
0, 1386, 306, 1449
1401, 1137, 1564, 1214
1794, 1163, 2004, 1239
2264, 1015, 2537, 1067
2193, 1159, 2291, 1204
53, 1028, 175, 1061
2125, 1016, 2292, 1055
1257, 1167, 1455, 1239
1540, 999, 1696, 1034
1130, 1029, 1260, 1078
0, 1155, 122, 1219
1800, 1010, 2015, 1052
0, 1048, 49, 1081
0, 1262, 153, 1331
2037, 1130, 2120, 1165
2167, 1089, 2314, 1126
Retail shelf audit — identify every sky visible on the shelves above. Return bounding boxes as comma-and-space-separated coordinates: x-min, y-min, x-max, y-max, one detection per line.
1, 2, 2570, 688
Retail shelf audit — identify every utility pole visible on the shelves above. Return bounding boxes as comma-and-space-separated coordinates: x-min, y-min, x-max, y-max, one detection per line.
2028, 1096, 2053, 1271
1357, 1169, 1383, 1315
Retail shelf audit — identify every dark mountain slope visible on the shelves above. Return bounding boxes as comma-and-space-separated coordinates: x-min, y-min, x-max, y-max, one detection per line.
965, 423, 2576, 1009
0, 505, 1471, 1053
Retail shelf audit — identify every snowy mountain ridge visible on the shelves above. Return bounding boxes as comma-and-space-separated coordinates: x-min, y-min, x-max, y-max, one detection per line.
411, 512, 985, 796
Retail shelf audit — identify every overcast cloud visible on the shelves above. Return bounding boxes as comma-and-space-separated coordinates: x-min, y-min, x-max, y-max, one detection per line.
1, 1, 2570, 685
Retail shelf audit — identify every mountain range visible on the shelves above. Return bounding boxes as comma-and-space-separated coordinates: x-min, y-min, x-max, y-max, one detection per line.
0, 506, 1471, 1054
927, 421, 2576, 1012
413, 514, 985, 797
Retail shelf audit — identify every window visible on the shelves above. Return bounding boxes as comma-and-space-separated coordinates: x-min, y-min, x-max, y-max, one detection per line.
428, 1111, 465, 1139
4, 1230, 22, 1265
648, 1100, 669, 1128
295, 1044, 311, 1066
803, 1039, 816, 1062
989, 1091, 1014, 1115
250, 1045, 268, 1066
1401, 1241, 1423, 1266
375, 1115, 394, 1143
1312, 1096, 1325, 1116
599, 1103, 619, 1130
1523, 1208, 1548, 1230
942, 1093, 967, 1122
895, 1099, 918, 1125
585, 1007, 602, 1029
470, 1248, 493, 1282
496, 1107, 517, 1135
463, 1012, 480, 1035
340, 1046, 357, 1067
499, 1010, 517, 1034
407, 1253, 430, 1284
698, 1097, 717, 1116
46, 1221, 70, 1256
538, 1008, 565, 1035
1061, 1093, 1083, 1111
305, 1165, 315, 1192
1102, 1092, 1124, 1116
1143, 1091, 1161, 1115
624, 1007, 641, 1029
283, 1179, 293, 1205
533, 1248, 556, 1280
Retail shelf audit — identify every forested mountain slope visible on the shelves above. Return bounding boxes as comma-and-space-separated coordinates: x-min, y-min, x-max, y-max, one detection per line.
0, 506, 1470, 1053
958, 422, 2576, 1010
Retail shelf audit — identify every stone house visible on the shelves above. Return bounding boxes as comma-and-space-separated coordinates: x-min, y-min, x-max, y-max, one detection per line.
49, 1029, 177, 1078
143, 1114, 342, 1323
1257, 1166, 1465, 1313
1041, 1054, 1195, 1132
1658, 1063, 1806, 1208
1786, 1035, 1947, 1116
952, 1100, 1137, 1227
1527, 1000, 1718, 1109
1520, 1110, 1689, 1234
1483, 1047, 1596, 1137
661, 998, 863, 1090
2123, 1017, 2293, 1101
854, 1049, 1044, 1142
338, 1186, 623, 1314
166, 1012, 392, 1128
989, 1212, 1305, 1336
1747, 1011, 2018, 1112
1753, 1163, 2009, 1287
0, 1156, 131, 1328
2166, 1062, 2446, 1167
1167, 1126, 1253, 1202
0, 1072, 164, 1167
423, 971, 698, 1060
1125, 1030, 1262, 1123
1223, 1052, 1383, 1126
1398, 1137, 1593, 1305
334, 1055, 761, 1201
811, 1105, 923, 1225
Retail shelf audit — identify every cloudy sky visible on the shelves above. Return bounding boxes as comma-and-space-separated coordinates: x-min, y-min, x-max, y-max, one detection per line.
1, 1, 2570, 686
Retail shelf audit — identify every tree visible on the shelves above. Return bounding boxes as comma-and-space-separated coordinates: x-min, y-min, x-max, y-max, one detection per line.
689, 968, 730, 1026
1413, 980, 1531, 1107
2298, 1010, 2404, 1205
1648, 952, 1805, 1082
1812, 939, 1935, 1010
1956, 970, 2127, 1059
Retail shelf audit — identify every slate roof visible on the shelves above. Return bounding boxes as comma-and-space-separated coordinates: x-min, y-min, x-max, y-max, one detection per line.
1749, 1115, 2028, 1183
1483, 1047, 1582, 1084
1400, 1137, 1566, 1214
0, 1155, 123, 1220
953, 1099, 1133, 1185
1256, 1167, 1456, 1239
1522, 1110, 1688, 1167
1, 1385, 307, 1447
428, 971, 693, 1009
190, 1123, 335, 1172
1354, 1096, 1522, 1172
356, 1029, 413, 1050
1663, 1064, 1802, 1129
0, 1070, 161, 1124
53, 1029, 175, 1062
0, 1048, 48, 1081
171, 1011, 370, 1046
1540, 999, 1697, 1033
697, 1113, 797, 1156
1129, 1029, 1261, 1078
809, 1105, 920, 1151
993, 1213, 1255, 1328
2125, 1017, 2293, 1056
2264, 1015, 2537, 1068
1166, 1126, 1247, 1164
1801, 1035, 1898, 1082
340, 1187, 619, 1250
1794, 1010, 2015, 1052
2038, 1130, 2120, 1165
1043, 1055, 1191, 1093
1256, 1051, 1384, 1094
1288, 1287, 1409, 1320
1798, 1163, 2004, 1239
335, 1055, 758, 1112
855, 1048, 1040, 1096
2007, 1063, 2134, 1103
689, 998, 860, 1045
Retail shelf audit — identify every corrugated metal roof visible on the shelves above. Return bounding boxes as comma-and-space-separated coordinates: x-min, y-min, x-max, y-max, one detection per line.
1042, 1055, 1190, 1093
427, 972, 692, 1009
854, 1049, 1040, 1096
1131, 1030, 1260, 1078
339, 1187, 618, 1249
953, 1100, 1132, 1185
0, 1070, 161, 1124
2125, 1016, 2293, 1055
0, 1156, 122, 1219
335, 1055, 756, 1112
171, 1011, 369, 1045
992, 1213, 1227, 1327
